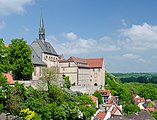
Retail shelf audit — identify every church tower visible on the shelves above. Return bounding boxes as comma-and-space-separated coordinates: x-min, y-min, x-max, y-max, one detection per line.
39, 12, 45, 42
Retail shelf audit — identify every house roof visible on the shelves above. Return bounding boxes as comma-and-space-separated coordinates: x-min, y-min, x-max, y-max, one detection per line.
134, 97, 145, 102
90, 96, 98, 104
32, 40, 58, 55
95, 111, 106, 120
85, 58, 104, 68
108, 96, 115, 104
60, 56, 104, 69
98, 90, 110, 96
3, 73, 14, 84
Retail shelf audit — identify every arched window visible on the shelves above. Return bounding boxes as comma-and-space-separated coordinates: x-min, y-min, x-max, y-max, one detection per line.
94, 83, 98, 86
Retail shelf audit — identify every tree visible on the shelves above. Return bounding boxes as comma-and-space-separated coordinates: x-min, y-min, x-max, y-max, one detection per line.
8, 38, 33, 80
76, 94, 96, 120
0, 38, 11, 73
63, 75, 71, 89
40, 66, 58, 95
93, 90, 103, 104
123, 103, 140, 116
0, 72, 9, 113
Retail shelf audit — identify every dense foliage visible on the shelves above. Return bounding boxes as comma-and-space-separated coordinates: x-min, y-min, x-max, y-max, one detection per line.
0, 38, 33, 80
105, 72, 140, 115
113, 73, 157, 84
0, 39, 11, 73
8, 38, 33, 80
93, 90, 103, 104
0, 73, 96, 120
124, 82, 157, 100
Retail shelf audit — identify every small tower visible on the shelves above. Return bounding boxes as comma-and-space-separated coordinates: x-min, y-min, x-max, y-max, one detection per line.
39, 11, 45, 42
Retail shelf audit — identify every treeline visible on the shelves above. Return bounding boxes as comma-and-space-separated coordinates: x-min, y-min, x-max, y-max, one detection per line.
113, 73, 157, 84
124, 82, 157, 100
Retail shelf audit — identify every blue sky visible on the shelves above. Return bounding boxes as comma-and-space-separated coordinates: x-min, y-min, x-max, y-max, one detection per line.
0, 0, 157, 73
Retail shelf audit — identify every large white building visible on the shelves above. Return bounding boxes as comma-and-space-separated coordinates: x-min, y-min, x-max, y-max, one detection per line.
59, 56, 105, 87
30, 14, 105, 87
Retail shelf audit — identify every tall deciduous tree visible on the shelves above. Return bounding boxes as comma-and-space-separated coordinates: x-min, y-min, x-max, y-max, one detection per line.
8, 38, 33, 80
0, 38, 10, 73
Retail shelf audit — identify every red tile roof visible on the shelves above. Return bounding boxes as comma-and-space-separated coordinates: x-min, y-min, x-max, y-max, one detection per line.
68, 56, 87, 64
95, 111, 106, 120
3, 73, 14, 84
108, 96, 115, 104
90, 96, 98, 104
85, 58, 104, 68
60, 56, 104, 68
134, 97, 145, 102
145, 107, 155, 112
98, 90, 110, 96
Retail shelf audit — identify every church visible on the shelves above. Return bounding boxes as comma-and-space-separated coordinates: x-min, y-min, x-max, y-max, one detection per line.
30, 14, 105, 87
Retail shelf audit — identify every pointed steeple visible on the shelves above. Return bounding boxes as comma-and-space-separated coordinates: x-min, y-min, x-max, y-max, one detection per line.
39, 10, 45, 41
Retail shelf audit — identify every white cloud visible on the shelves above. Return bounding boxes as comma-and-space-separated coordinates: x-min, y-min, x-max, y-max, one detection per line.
0, 0, 34, 16
47, 34, 119, 55
0, 20, 6, 29
119, 23, 157, 51
122, 53, 146, 63
63, 32, 78, 40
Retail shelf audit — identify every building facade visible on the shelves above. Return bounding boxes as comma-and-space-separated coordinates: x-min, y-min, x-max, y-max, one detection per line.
30, 14, 105, 87
59, 56, 105, 87
30, 14, 59, 80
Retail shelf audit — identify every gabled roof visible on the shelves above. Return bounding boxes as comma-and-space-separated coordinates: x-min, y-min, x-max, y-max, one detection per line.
95, 111, 106, 120
60, 56, 104, 68
85, 58, 104, 68
3, 73, 14, 84
67, 56, 88, 68
68, 56, 87, 64
29, 46, 46, 66
31, 39, 58, 56
98, 90, 110, 96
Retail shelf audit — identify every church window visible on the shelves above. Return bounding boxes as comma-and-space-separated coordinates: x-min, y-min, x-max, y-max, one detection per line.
34, 66, 36, 76
39, 67, 42, 76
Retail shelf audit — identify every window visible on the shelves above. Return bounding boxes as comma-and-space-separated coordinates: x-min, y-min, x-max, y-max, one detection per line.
39, 67, 42, 76
93, 69, 95, 71
34, 66, 36, 76
68, 62, 70, 67
94, 73, 97, 78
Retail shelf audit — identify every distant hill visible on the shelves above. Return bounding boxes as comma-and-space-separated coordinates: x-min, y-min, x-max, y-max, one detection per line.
112, 73, 157, 84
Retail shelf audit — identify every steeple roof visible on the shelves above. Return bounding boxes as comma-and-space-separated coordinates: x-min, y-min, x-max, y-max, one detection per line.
39, 11, 45, 40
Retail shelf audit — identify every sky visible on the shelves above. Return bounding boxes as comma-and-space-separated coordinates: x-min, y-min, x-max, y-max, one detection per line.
0, 0, 157, 73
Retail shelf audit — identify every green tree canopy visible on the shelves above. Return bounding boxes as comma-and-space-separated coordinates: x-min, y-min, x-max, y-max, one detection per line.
63, 75, 71, 89
93, 90, 103, 104
0, 38, 11, 73
8, 38, 33, 80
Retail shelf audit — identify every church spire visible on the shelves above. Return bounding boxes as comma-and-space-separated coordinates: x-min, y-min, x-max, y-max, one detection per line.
39, 10, 45, 41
